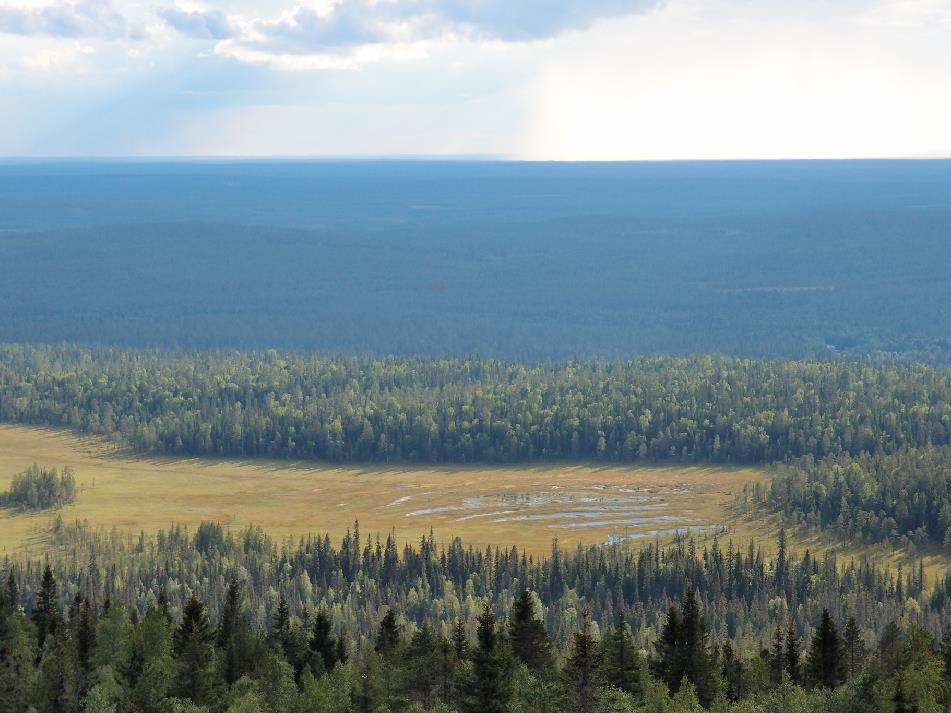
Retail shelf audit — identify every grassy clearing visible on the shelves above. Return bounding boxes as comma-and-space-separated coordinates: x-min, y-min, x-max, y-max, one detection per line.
0, 424, 764, 557
2, 424, 945, 580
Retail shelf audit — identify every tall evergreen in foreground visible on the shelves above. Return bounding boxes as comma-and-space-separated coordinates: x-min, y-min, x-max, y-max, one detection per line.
807, 609, 844, 689
173, 595, 218, 705
508, 588, 552, 674
462, 602, 509, 713
563, 610, 602, 713
601, 609, 643, 698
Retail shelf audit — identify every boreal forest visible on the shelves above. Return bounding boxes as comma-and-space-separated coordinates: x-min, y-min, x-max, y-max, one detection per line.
1, 160, 951, 713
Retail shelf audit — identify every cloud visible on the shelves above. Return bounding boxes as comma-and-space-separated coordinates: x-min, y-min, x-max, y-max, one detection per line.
160, 0, 662, 69
156, 6, 234, 39
0, 0, 134, 38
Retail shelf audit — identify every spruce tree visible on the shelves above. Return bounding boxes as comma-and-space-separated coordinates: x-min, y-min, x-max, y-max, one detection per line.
173, 594, 219, 705
769, 625, 785, 684
75, 596, 96, 699
721, 641, 744, 703
217, 577, 241, 649
33, 564, 59, 652
807, 609, 844, 689
271, 593, 291, 656
309, 608, 340, 674
452, 618, 471, 660
680, 587, 717, 707
784, 623, 801, 684
508, 588, 552, 673
462, 602, 509, 713
842, 616, 865, 681
563, 609, 602, 713
404, 624, 437, 707
375, 609, 401, 657
654, 603, 685, 692
601, 608, 642, 698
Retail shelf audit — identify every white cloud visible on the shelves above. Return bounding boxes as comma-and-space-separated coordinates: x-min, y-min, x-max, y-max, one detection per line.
159, 0, 662, 70
0, 0, 138, 38
156, 6, 233, 39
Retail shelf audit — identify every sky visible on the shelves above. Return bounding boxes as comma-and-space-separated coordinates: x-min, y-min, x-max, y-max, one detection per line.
1, 0, 950, 159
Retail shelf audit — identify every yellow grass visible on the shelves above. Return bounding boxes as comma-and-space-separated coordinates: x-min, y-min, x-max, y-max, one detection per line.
3, 424, 945, 580
0, 424, 765, 557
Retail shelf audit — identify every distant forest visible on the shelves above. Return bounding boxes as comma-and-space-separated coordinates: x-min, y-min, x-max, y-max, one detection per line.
2, 161, 950, 361
2, 345, 951, 545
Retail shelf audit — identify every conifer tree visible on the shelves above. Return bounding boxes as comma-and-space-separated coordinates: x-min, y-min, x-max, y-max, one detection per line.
721, 641, 744, 703
654, 603, 685, 692
508, 588, 552, 673
784, 623, 801, 684
271, 593, 291, 657
452, 618, 471, 660
217, 577, 241, 649
601, 608, 642, 698
310, 608, 341, 674
769, 625, 785, 684
807, 609, 844, 689
564, 609, 602, 713
842, 616, 865, 681
375, 609, 401, 657
680, 587, 717, 707
404, 624, 437, 707
33, 565, 59, 652
173, 594, 218, 705
462, 602, 509, 713
74, 596, 96, 699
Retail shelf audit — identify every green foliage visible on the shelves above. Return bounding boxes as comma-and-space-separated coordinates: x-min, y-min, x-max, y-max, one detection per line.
766, 447, 951, 545
509, 589, 553, 674
1, 463, 77, 511
2, 346, 950, 467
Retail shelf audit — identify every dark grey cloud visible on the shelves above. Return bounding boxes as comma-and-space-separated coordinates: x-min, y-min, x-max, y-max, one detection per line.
156, 6, 234, 40
0, 0, 134, 38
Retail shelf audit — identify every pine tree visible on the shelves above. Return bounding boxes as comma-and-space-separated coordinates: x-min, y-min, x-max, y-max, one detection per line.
775, 528, 789, 593
404, 624, 437, 707
508, 588, 552, 673
680, 587, 717, 707
842, 616, 865, 681
217, 577, 241, 649
601, 608, 642, 698
173, 594, 219, 705
462, 602, 509, 713
75, 596, 96, 699
375, 608, 401, 657
271, 593, 291, 657
769, 625, 785, 684
721, 640, 744, 703
654, 603, 685, 692
564, 609, 602, 713
784, 623, 801, 684
452, 618, 471, 660
309, 608, 340, 674
807, 609, 844, 689
33, 564, 59, 652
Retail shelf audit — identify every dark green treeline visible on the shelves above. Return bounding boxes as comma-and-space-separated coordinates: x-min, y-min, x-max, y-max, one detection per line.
3, 522, 951, 712
2, 345, 949, 466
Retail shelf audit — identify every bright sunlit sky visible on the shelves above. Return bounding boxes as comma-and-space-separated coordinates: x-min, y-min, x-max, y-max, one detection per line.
2, 0, 950, 159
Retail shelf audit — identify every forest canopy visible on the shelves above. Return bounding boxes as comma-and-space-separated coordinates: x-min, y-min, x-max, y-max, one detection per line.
1, 345, 949, 465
